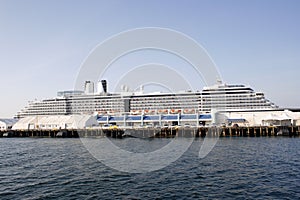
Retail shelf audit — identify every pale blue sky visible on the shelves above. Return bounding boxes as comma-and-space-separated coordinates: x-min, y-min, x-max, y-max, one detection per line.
0, 0, 299, 117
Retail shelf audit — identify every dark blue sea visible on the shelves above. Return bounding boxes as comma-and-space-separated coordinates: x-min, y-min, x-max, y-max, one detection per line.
0, 137, 299, 199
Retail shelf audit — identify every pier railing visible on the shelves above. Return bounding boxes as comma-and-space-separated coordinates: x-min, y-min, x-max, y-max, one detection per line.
1, 125, 299, 138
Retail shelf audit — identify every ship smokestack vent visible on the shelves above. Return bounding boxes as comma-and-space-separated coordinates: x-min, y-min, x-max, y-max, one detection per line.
84, 81, 94, 94
101, 80, 107, 93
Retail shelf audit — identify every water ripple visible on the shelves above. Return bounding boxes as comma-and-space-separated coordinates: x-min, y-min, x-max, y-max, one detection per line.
0, 137, 299, 199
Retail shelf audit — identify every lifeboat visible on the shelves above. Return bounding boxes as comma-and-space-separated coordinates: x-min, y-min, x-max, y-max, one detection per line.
170, 109, 181, 114
158, 109, 168, 114
130, 110, 137, 115
183, 109, 194, 114
144, 109, 155, 115
98, 110, 107, 115
149, 110, 155, 114
131, 110, 142, 115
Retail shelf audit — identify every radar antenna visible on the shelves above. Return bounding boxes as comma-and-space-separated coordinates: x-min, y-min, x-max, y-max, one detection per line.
216, 77, 223, 85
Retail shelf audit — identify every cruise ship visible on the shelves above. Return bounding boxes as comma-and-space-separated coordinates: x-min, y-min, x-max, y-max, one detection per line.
16, 80, 278, 126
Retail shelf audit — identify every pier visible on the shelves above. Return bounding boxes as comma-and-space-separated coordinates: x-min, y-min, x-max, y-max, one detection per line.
1, 125, 299, 138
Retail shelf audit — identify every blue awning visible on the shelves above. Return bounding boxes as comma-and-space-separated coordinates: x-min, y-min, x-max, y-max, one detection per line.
97, 116, 108, 121
109, 116, 124, 121
181, 115, 197, 120
199, 114, 211, 120
97, 114, 212, 122
144, 115, 160, 120
162, 115, 178, 120
126, 116, 142, 121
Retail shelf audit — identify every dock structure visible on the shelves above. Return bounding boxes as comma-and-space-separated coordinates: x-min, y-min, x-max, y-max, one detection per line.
4, 110, 300, 138
1, 125, 299, 138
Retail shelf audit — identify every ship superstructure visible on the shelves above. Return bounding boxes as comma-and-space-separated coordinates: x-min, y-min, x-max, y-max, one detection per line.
17, 80, 278, 119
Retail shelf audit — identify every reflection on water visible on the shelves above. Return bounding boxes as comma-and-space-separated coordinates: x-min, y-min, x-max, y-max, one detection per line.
0, 137, 299, 199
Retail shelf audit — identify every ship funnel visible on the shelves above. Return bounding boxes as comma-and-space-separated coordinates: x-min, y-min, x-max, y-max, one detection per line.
101, 80, 107, 93
97, 80, 107, 94
97, 81, 103, 94
84, 81, 94, 94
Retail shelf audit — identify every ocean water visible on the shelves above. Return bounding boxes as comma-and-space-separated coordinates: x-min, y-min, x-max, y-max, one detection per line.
0, 137, 299, 199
